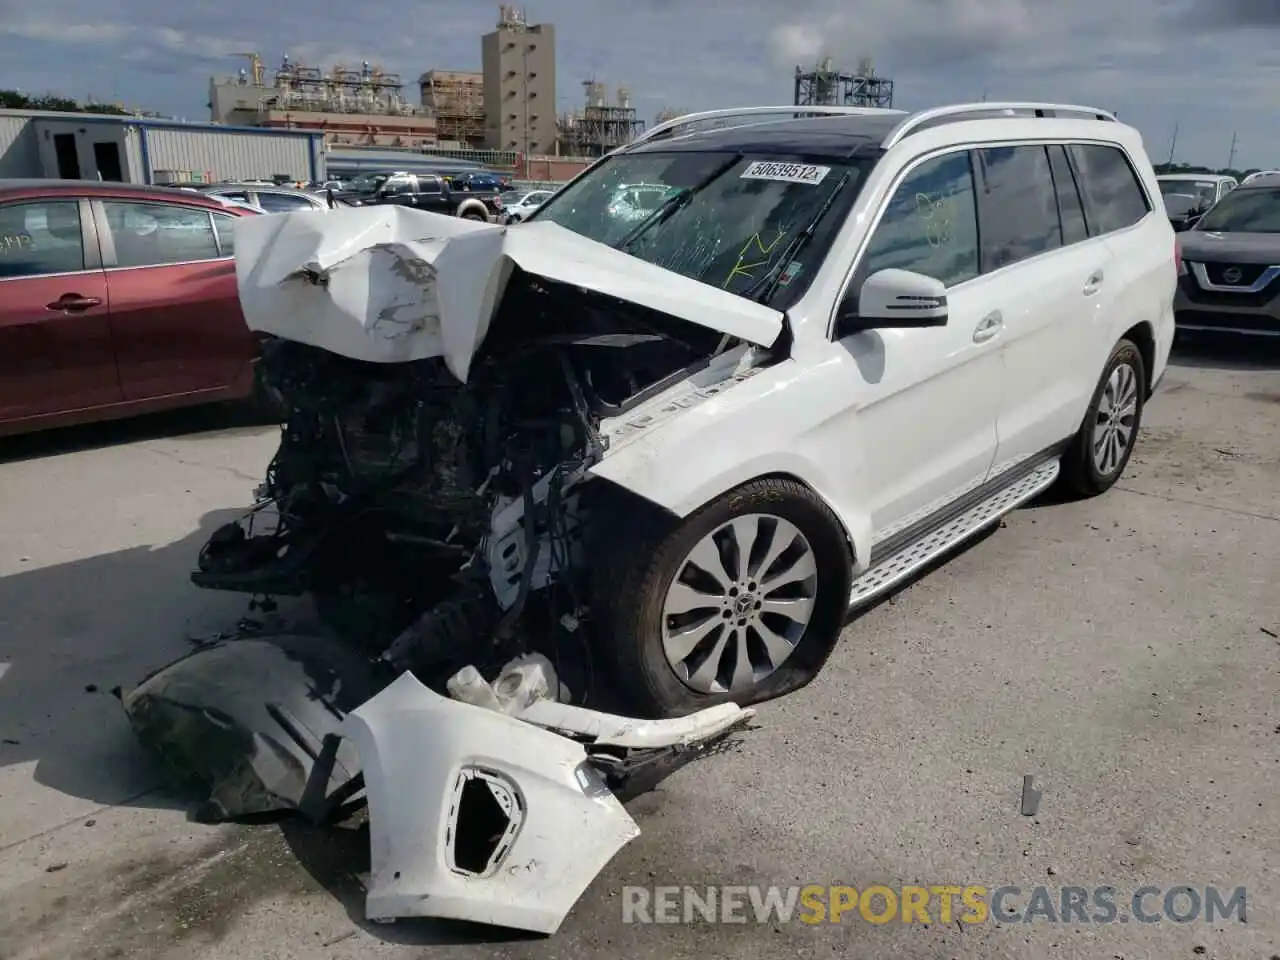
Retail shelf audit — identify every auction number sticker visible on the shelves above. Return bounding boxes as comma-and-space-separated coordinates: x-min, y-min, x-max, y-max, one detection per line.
740, 161, 831, 185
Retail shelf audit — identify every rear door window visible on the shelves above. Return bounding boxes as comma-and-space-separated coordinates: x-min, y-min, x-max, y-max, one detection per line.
103, 201, 220, 267
1046, 145, 1089, 245
0, 200, 86, 278
975, 145, 1062, 271
1067, 144, 1151, 236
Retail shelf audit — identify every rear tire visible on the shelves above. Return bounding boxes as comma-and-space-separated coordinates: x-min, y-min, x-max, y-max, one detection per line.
590, 479, 853, 717
1059, 338, 1146, 498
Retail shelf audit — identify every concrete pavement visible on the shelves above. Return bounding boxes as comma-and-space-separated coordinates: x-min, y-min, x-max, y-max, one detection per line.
0, 340, 1276, 960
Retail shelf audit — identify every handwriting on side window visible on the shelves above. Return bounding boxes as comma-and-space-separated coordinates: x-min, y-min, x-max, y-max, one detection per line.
0, 233, 35, 255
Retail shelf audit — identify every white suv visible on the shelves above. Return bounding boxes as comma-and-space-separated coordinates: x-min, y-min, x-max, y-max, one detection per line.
231, 101, 1177, 718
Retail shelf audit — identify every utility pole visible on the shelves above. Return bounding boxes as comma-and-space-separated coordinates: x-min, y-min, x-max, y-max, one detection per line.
1166, 122, 1179, 165
981, 88, 988, 102
1227, 131, 1238, 170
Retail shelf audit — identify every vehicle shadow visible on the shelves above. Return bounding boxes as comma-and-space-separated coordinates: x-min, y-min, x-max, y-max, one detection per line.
0, 402, 270, 466
1169, 331, 1280, 370
843, 522, 1000, 624
0, 507, 308, 814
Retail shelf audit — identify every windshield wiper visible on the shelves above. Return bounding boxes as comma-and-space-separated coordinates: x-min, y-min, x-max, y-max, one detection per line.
615, 154, 742, 251
743, 170, 853, 305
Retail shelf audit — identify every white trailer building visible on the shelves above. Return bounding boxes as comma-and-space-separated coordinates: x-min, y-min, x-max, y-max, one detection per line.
0, 109, 325, 184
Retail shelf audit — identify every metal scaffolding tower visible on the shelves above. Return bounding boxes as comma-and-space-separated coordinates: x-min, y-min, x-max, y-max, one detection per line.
794, 56, 894, 109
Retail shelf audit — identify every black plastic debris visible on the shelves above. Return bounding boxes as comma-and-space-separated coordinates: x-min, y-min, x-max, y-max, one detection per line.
120, 634, 388, 824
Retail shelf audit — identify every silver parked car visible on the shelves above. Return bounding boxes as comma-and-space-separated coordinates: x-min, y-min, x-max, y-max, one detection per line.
197, 183, 333, 213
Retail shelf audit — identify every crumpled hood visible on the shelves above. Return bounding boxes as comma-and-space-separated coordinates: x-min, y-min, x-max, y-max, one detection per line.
1179, 230, 1280, 264
233, 205, 785, 382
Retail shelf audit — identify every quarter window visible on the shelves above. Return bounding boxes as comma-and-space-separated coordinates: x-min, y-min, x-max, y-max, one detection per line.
976, 145, 1061, 270
860, 151, 980, 287
0, 200, 86, 279
1067, 144, 1151, 235
103, 201, 220, 268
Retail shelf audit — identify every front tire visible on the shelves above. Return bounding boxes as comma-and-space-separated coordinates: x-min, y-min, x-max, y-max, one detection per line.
1059, 338, 1146, 497
591, 478, 853, 717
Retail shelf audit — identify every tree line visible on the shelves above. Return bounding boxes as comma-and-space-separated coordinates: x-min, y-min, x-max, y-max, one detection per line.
1154, 161, 1265, 179
0, 89, 128, 115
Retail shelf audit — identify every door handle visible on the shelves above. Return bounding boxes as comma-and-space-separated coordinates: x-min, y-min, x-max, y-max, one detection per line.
1083, 269, 1105, 295
973, 310, 1003, 343
47, 294, 102, 312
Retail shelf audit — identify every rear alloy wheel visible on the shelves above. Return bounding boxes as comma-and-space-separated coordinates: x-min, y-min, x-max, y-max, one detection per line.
592, 478, 852, 717
1060, 338, 1147, 497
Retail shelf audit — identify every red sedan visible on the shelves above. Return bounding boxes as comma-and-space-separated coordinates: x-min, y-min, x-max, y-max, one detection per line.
0, 180, 265, 438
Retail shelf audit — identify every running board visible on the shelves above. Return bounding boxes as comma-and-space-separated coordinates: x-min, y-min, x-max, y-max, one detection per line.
849, 458, 1061, 609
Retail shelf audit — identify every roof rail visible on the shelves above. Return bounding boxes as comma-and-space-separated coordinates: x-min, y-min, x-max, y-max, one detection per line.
881, 102, 1117, 150
635, 105, 906, 147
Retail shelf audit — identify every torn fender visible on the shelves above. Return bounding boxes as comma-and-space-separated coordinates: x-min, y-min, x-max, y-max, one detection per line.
342, 671, 640, 935
232, 205, 784, 382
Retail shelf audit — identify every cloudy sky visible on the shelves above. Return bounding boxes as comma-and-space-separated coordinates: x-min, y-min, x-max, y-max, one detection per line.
0, 0, 1276, 169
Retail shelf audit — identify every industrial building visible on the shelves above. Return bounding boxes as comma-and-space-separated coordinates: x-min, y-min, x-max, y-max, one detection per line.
793, 57, 895, 109
559, 81, 645, 157
209, 54, 437, 147
481, 6, 557, 154
0, 109, 324, 184
418, 70, 485, 147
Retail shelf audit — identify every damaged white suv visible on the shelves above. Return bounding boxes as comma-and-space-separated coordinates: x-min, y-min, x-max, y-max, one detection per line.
192, 102, 1176, 720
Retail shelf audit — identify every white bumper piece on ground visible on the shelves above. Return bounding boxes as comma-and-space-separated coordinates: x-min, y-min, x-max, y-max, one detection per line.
232, 205, 784, 382
342, 655, 753, 935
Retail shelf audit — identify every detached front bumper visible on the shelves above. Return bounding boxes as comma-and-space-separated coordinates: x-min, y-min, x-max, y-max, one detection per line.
346, 672, 638, 933
345, 666, 752, 934
123, 639, 753, 936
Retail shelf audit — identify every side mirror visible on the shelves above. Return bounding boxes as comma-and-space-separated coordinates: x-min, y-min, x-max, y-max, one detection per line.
837, 268, 949, 336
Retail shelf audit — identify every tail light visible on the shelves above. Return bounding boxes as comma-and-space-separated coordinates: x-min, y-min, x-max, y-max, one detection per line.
492, 195, 503, 208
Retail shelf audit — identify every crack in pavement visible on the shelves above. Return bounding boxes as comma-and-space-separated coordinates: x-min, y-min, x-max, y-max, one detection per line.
0, 784, 168, 855
1116, 484, 1280, 523
138, 443, 261, 485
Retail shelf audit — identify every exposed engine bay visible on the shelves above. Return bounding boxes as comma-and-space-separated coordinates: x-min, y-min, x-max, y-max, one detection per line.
192, 270, 756, 681
120, 209, 777, 936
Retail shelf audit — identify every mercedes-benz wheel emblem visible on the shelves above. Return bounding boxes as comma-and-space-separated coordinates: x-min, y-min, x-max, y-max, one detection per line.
1222, 266, 1244, 284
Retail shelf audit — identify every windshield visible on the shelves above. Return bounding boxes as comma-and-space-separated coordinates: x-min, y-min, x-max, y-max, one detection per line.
1163, 194, 1203, 218
345, 173, 389, 193
529, 151, 871, 308
1158, 179, 1217, 206
1194, 188, 1280, 233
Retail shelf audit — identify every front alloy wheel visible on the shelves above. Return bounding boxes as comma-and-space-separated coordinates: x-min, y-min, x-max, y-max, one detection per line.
661, 514, 818, 695
590, 477, 853, 717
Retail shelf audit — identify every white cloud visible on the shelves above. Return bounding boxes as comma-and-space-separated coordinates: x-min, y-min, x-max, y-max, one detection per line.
1, 0, 1278, 168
